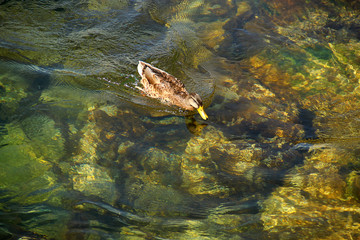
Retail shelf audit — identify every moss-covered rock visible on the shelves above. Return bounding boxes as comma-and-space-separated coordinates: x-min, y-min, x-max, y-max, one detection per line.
87, 0, 128, 12
0, 123, 62, 207
20, 114, 65, 161
0, 73, 28, 122
261, 145, 360, 239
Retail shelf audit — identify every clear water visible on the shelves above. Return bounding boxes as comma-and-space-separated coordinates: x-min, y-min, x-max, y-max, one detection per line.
1, 0, 360, 239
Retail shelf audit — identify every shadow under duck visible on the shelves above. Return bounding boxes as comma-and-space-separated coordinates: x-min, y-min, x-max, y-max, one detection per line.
137, 61, 208, 120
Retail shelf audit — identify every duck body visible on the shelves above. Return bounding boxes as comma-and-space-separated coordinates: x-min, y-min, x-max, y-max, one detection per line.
137, 61, 208, 120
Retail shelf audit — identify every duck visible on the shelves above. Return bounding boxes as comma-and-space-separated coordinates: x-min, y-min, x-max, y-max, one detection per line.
137, 61, 208, 120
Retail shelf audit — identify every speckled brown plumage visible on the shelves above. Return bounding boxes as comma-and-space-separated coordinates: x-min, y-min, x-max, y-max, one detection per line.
137, 61, 208, 120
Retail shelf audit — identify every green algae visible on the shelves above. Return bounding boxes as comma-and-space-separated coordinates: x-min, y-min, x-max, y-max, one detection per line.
0, 125, 61, 207
20, 114, 65, 161
346, 171, 360, 202
0, 73, 28, 122
128, 183, 186, 216
87, 0, 128, 12
261, 145, 360, 239
305, 44, 333, 60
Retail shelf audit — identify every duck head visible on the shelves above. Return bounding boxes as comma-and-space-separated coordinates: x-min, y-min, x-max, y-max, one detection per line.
187, 93, 208, 120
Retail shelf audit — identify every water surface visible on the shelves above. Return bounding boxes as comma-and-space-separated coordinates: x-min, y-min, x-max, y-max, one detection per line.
1, 0, 360, 239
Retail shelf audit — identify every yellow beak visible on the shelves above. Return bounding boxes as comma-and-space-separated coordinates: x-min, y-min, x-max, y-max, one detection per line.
197, 106, 208, 120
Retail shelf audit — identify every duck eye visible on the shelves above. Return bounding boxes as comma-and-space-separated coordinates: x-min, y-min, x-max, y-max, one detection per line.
189, 97, 199, 109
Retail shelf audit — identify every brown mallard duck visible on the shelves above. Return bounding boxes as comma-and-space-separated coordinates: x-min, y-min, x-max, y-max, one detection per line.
137, 61, 208, 120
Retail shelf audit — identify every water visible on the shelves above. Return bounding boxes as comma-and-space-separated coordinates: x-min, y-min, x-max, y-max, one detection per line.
1, 0, 360, 239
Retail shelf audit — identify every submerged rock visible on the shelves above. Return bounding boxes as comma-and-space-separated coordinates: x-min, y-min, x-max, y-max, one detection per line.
0, 73, 28, 122
127, 182, 185, 217
20, 114, 65, 162
72, 162, 116, 200
261, 145, 360, 239
346, 171, 360, 202
66, 107, 142, 202
180, 125, 302, 197
2, 0, 360, 239
0, 123, 62, 206
180, 126, 235, 197
87, 0, 128, 12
